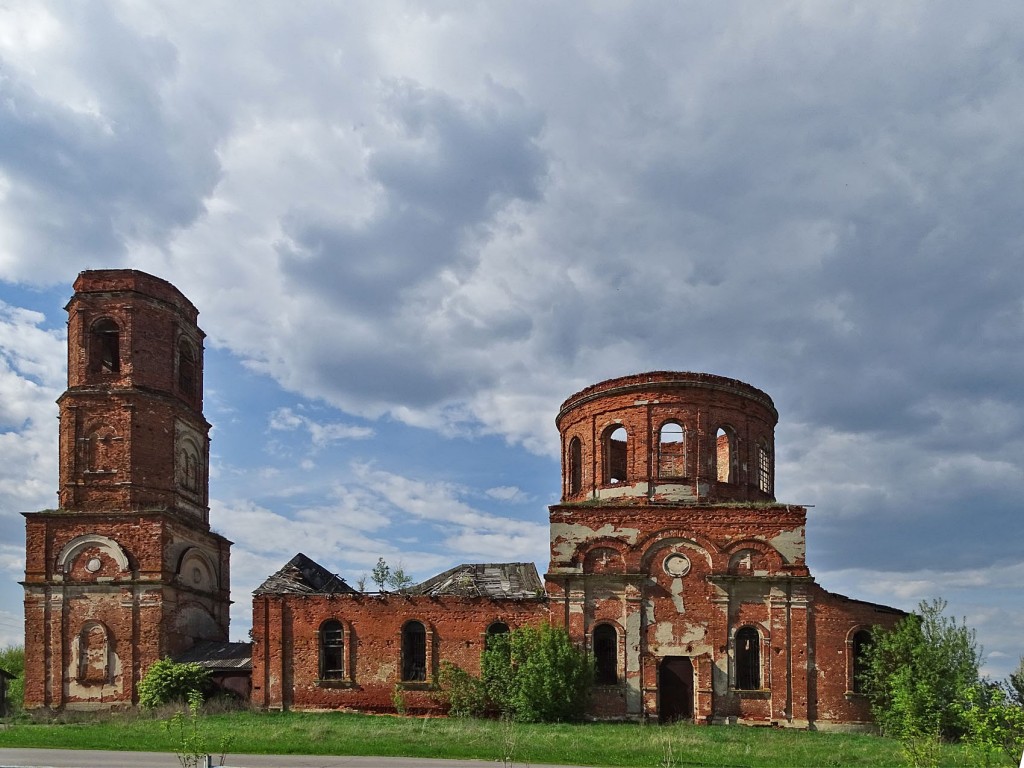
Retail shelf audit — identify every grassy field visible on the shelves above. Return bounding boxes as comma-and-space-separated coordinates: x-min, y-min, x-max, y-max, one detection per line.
0, 709, 986, 767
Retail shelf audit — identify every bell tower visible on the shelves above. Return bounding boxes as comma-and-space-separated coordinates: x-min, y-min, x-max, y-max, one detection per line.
23, 270, 231, 710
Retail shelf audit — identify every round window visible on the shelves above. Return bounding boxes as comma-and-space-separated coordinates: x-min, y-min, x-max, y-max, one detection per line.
663, 553, 691, 577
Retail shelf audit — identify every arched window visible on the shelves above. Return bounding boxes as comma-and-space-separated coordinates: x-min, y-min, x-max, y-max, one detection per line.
716, 427, 737, 483
657, 421, 686, 478
485, 621, 510, 649
851, 629, 872, 694
604, 426, 628, 484
757, 441, 772, 494
89, 319, 120, 375
593, 624, 618, 685
78, 622, 110, 684
735, 626, 761, 690
568, 437, 582, 495
178, 339, 196, 399
319, 620, 345, 680
402, 621, 427, 682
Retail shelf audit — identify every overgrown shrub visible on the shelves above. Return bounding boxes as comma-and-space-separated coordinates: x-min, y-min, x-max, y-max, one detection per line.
481, 622, 592, 723
860, 598, 981, 741
0, 644, 25, 715
138, 658, 211, 709
958, 683, 1024, 766
436, 662, 488, 718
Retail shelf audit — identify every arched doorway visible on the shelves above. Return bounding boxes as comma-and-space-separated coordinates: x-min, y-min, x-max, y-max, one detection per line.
658, 656, 694, 723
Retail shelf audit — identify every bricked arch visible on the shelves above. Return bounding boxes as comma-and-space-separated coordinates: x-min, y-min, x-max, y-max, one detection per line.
577, 540, 629, 573
76, 621, 112, 685
176, 547, 219, 592
56, 534, 131, 576
721, 539, 784, 575
635, 532, 718, 574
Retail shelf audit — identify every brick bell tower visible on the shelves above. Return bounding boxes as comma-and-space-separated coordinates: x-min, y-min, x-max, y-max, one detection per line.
23, 270, 231, 710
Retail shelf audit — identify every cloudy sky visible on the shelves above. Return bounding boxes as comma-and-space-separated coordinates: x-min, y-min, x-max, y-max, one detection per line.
0, 2, 1022, 678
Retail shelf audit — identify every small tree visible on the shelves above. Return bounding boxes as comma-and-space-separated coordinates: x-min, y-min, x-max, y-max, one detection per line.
387, 562, 414, 592
482, 622, 593, 722
138, 658, 211, 709
860, 598, 981, 741
371, 557, 391, 592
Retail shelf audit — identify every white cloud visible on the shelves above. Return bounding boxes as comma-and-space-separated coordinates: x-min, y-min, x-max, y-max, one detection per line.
268, 407, 374, 447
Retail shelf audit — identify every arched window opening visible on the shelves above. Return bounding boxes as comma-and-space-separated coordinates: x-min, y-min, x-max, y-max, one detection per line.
735, 626, 761, 690
851, 629, 872, 694
757, 441, 772, 494
657, 421, 686, 478
90, 319, 120, 375
178, 340, 196, 399
568, 437, 582, 495
485, 621, 510, 649
716, 427, 736, 484
402, 621, 427, 682
319, 620, 345, 680
604, 426, 628, 484
593, 624, 618, 685
78, 622, 110, 684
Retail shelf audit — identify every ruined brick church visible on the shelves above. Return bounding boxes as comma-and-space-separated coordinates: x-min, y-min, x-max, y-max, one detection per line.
24, 270, 902, 728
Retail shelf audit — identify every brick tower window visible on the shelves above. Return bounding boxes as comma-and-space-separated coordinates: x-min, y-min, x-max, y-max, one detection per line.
593, 623, 618, 685
402, 621, 427, 682
757, 441, 772, 494
89, 318, 120, 375
178, 339, 196, 400
604, 426, 627, 485
735, 626, 761, 690
568, 437, 582, 495
716, 427, 737, 484
658, 421, 686, 478
319, 620, 345, 680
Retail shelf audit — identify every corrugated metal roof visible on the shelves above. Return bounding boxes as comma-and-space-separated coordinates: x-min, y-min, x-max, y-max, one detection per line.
174, 641, 252, 671
407, 562, 544, 599
254, 552, 357, 595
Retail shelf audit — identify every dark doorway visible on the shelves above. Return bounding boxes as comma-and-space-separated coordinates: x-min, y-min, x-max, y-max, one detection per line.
658, 656, 694, 723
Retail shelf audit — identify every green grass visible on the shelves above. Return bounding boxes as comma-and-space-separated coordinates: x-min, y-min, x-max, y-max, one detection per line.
0, 708, 987, 767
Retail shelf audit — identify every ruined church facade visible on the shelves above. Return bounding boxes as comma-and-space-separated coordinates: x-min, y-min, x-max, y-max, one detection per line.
25, 271, 903, 727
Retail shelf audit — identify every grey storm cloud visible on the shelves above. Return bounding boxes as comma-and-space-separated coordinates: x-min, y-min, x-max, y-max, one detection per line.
1, 0, 1023, 673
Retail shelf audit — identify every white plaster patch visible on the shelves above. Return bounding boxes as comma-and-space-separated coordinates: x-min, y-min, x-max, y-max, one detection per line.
670, 577, 685, 614
769, 526, 805, 564
549, 522, 640, 561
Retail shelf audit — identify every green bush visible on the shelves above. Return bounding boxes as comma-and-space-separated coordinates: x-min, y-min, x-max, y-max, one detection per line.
436, 662, 489, 718
482, 622, 592, 723
138, 658, 210, 709
0, 645, 24, 715
958, 683, 1024, 765
860, 598, 981, 741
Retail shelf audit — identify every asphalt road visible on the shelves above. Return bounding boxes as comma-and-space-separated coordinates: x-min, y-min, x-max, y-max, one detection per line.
0, 748, 586, 768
